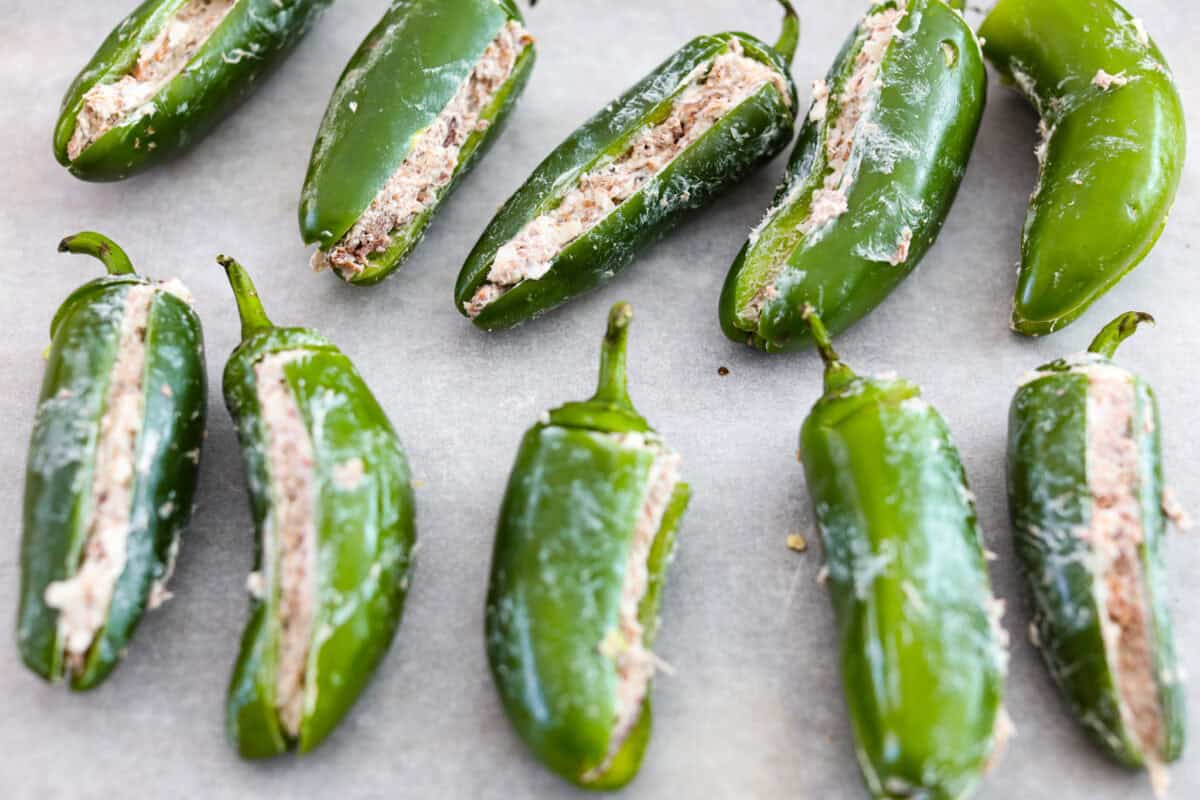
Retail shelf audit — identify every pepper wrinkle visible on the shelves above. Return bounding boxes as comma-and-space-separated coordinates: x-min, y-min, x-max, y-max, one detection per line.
1084, 365, 1166, 763
742, 1, 907, 323
583, 437, 681, 783
67, 0, 238, 161
254, 350, 319, 738
314, 21, 533, 278
44, 285, 156, 669
465, 41, 789, 318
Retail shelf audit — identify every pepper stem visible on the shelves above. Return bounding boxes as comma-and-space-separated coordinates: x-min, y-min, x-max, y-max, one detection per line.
947, 0, 966, 11
802, 306, 857, 393
1087, 311, 1155, 359
58, 232, 135, 276
592, 302, 636, 411
772, 0, 800, 66
217, 255, 274, 340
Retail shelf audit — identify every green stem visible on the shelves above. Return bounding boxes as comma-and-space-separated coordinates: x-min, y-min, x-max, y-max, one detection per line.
58, 232, 135, 276
772, 0, 800, 66
1087, 311, 1155, 359
802, 306, 857, 393
217, 255, 274, 340
592, 302, 635, 410
947, 0, 966, 11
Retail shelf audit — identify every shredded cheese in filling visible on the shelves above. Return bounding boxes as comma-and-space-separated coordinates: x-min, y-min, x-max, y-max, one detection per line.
583, 435, 681, 782
313, 22, 533, 278
254, 351, 319, 737
67, 0, 237, 161
741, 2, 906, 323
1084, 365, 1165, 764
464, 42, 788, 319
44, 285, 156, 669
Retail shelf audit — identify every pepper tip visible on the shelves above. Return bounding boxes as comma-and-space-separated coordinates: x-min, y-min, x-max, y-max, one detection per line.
57, 231, 134, 275
593, 302, 635, 410
1087, 310, 1156, 358
1132, 311, 1156, 328
607, 302, 634, 339
217, 254, 274, 340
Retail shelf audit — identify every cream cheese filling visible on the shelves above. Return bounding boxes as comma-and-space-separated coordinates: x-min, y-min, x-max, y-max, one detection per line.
44, 285, 156, 669
254, 350, 319, 737
313, 21, 533, 278
584, 435, 681, 782
741, 2, 906, 324
1084, 365, 1165, 765
67, 0, 238, 161
465, 42, 789, 319
1092, 69, 1130, 90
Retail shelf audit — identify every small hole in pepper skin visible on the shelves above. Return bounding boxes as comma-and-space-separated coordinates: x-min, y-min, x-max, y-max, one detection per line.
717, 366, 730, 376
940, 40, 959, 68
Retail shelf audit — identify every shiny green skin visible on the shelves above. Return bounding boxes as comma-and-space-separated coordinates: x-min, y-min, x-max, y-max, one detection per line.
54, 0, 331, 182
721, 0, 986, 352
300, 0, 535, 285
486, 304, 690, 788
799, 330, 1005, 799
19, 267, 206, 690
455, 33, 797, 330
1006, 321, 1184, 766
222, 274, 415, 757
980, 0, 1186, 336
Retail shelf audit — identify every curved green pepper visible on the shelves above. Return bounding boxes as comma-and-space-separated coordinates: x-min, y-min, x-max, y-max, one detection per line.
798, 309, 1008, 799
218, 257, 416, 757
18, 233, 206, 690
54, 0, 331, 182
454, 1, 800, 330
979, 0, 1186, 336
720, 0, 986, 353
300, 0, 535, 285
1006, 312, 1184, 779
486, 303, 690, 788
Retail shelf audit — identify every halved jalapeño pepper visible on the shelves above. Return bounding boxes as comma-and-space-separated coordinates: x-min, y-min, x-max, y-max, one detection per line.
300, 0, 536, 285
798, 310, 1009, 799
54, 0, 331, 182
455, 1, 800, 329
486, 303, 690, 788
18, 233, 206, 690
980, 0, 1186, 336
1007, 312, 1185, 786
720, 0, 986, 352
219, 257, 416, 757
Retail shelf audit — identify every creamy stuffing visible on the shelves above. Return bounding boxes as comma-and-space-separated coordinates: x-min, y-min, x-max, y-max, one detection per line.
44, 285, 156, 668
742, 2, 906, 322
465, 42, 788, 318
889, 226, 913, 266
808, 78, 830, 122
1092, 69, 1130, 90
313, 22, 532, 278
67, 0, 237, 160
1084, 365, 1166, 764
583, 435, 681, 782
254, 351, 319, 737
